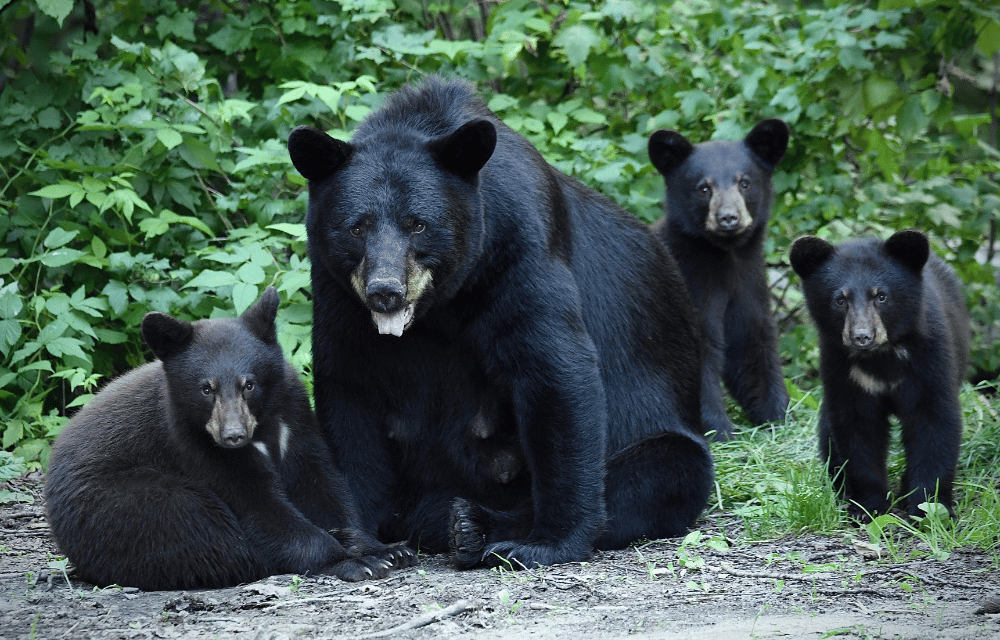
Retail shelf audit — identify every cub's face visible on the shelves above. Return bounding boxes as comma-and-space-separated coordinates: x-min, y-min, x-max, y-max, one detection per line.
790, 231, 929, 355
142, 287, 284, 448
649, 118, 788, 249
289, 121, 497, 337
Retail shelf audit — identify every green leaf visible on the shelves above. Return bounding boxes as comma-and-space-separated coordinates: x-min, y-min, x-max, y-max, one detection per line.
43, 227, 79, 249
30, 183, 79, 199
156, 127, 184, 150
232, 283, 259, 315
267, 223, 307, 241
237, 263, 266, 285
863, 76, 897, 111
36, 0, 73, 26
40, 248, 83, 268
102, 281, 129, 316
553, 24, 601, 68
183, 270, 238, 289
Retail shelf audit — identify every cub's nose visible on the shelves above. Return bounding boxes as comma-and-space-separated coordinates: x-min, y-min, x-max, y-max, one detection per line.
716, 207, 741, 231
852, 331, 874, 349
366, 278, 406, 313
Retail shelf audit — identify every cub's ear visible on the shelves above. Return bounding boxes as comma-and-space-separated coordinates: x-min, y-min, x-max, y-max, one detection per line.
884, 229, 929, 274
142, 312, 194, 361
648, 129, 695, 177
240, 286, 279, 344
744, 118, 789, 170
789, 235, 836, 280
429, 119, 497, 182
288, 126, 353, 182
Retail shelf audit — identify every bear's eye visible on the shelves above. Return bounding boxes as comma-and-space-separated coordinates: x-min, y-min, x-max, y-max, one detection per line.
412, 221, 426, 234
739, 178, 750, 190
876, 292, 887, 303
698, 184, 710, 195
244, 380, 255, 392
834, 295, 846, 307
201, 383, 213, 396
349, 225, 364, 238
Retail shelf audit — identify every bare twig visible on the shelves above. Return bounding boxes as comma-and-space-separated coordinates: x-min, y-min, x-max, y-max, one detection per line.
337, 599, 477, 639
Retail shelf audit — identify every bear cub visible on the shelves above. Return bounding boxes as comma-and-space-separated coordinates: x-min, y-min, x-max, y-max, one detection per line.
649, 119, 791, 440
45, 287, 414, 590
790, 230, 969, 520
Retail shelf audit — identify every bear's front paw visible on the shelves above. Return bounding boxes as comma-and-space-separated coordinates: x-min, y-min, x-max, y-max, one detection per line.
380, 541, 418, 568
450, 497, 488, 568
324, 555, 393, 582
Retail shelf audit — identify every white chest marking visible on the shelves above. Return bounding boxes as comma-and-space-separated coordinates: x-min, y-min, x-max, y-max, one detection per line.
848, 365, 897, 396
278, 421, 291, 461
253, 441, 270, 458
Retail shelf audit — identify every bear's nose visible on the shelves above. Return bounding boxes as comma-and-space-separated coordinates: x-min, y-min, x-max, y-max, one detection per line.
367, 278, 406, 313
852, 331, 874, 348
716, 207, 741, 231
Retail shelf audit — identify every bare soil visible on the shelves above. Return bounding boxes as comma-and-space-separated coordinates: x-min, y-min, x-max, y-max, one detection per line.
2, 471, 999, 640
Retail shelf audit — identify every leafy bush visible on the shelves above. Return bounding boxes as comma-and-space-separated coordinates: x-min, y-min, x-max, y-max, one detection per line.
1, 0, 998, 464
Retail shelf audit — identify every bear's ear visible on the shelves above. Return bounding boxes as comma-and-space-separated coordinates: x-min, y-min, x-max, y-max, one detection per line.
884, 229, 929, 274
648, 129, 695, 177
288, 126, 353, 182
142, 312, 194, 361
240, 286, 279, 344
429, 119, 497, 182
744, 118, 789, 170
789, 235, 836, 280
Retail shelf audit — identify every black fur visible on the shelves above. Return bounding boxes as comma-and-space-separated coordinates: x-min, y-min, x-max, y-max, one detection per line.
44, 287, 414, 590
288, 78, 713, 569
790, 230, 969, 519
649, 119, 790, 440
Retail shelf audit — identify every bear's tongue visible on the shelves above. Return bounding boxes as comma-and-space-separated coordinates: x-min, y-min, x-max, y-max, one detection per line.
372, 305, 413, 337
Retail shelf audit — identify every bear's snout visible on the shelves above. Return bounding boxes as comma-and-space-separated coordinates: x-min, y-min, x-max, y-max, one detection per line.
366, 277, 407, 313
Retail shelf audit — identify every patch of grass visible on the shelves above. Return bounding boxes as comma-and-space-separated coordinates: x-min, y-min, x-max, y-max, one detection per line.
712, 381, 1000, 564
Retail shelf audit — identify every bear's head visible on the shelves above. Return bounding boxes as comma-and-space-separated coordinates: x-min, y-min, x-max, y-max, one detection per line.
790, 230, 928, 353
288, 119, 497, 337
141, 287, 286, 447
648, 118, 788, 249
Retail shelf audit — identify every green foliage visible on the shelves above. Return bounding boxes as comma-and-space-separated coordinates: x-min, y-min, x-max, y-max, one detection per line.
0, 0, 998, 469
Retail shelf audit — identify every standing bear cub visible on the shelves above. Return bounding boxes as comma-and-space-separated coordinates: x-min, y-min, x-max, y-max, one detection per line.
288, 77, 713, 570
45, 287, 414, 591
649, 119, 791, 440
790, 230, 969, 520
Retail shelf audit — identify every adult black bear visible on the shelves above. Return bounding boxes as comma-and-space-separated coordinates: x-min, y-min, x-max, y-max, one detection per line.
45, 287, 414, 590
649, 120, 790, 440
288, 78, 713, 570
789, 230, 969, 519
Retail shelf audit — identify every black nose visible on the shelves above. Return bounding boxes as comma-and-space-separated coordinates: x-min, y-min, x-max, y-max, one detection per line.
716, 208, 740, 231
852, 331, 873, 348
224, 433, 247, 447
367, 278, 406, 313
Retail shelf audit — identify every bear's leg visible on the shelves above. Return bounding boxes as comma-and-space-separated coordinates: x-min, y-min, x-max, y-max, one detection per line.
699, 309, 735, 441
450, 497, 535, 568
820, 394, 893, 520
896, 384, 962, 518
721, 284, 789, 426
595, 432, 713, 549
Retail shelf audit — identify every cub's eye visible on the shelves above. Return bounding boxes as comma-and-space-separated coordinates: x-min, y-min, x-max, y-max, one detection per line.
201, 383, 213, 396
698, 185, 710, 195
349, 225, 363, 238
834, 295, 846, 307
739, 178, 750, 190
412, 221, 426, 234
876, 292, 887, 303
244, 380, 255, 392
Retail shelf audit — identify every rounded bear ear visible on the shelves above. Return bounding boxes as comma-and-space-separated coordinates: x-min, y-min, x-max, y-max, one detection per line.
648, 129, 695, 177
287, 126, 353, 182
789, 235, 836, 280
142, 312, 194, 362
744, 118, 789, 170
240, 286, 279, 344
429, 119, 497, 182
883, 229, 929, 274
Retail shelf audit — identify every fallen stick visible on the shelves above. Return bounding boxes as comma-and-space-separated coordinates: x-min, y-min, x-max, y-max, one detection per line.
341, 599, 477, 639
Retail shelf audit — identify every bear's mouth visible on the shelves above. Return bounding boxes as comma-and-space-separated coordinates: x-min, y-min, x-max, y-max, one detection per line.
372, 304, 415, 337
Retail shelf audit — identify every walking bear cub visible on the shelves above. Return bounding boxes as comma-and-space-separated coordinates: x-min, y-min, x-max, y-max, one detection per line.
649, 119, 790, 440
45, 287, 414, 591
790, 230, 969, 520
287, 77, 713, 570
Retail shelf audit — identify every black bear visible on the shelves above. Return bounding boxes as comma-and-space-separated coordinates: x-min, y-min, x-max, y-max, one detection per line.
44, 287, 414, 590
287, 77, 713, 570
649, 119, 790, 440
789, 230, 969, 519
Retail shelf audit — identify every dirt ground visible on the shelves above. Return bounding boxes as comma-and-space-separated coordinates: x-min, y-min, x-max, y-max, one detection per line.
2, 471, 999, 640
